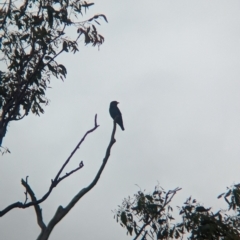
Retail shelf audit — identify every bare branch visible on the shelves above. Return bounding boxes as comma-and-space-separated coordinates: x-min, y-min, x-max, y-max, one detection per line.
21, 178, 46, 230
36, 118, 117, 240
23, 176, 29, 204
57, 161, 84, 184
0, 115, 99, 217
54, 114, 99, 182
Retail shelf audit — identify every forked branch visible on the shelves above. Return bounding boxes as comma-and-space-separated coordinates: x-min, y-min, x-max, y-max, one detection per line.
0, 115, 99, 217
36, 118, 118, 240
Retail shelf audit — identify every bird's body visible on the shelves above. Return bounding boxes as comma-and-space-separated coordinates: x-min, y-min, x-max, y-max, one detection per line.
109, 101, 125, 131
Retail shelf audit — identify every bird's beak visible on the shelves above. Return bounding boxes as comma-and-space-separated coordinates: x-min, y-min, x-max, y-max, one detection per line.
117, 102, 119, 104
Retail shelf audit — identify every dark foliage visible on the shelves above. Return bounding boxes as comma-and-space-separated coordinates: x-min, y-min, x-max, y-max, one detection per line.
114, 184, 240, 239
0, 0, 107, 146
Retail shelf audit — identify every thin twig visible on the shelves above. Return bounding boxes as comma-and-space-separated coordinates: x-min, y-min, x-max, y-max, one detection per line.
54, 114, 99, 182
22, 179, 46, 230
23, 176, 29, 204
57, 161, 84, 184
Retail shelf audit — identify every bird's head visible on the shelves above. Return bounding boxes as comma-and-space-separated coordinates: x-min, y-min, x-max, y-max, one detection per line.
110, 101, 119, 106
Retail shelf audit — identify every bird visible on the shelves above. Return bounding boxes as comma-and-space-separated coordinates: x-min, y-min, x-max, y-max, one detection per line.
109, 101, 125, 131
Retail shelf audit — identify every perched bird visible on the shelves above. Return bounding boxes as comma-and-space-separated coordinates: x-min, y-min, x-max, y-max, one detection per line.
109, 101, 125, 131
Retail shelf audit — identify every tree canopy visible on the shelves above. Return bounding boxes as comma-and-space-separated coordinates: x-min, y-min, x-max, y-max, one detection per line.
114, 184, 240, 239
0, 0, 107, 147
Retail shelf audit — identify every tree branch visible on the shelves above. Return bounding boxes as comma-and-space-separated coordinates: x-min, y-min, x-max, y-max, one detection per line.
54, 114, 99, 182
22, 177, 46, 230
36, 118, 118, 240
0, 115, 99, 217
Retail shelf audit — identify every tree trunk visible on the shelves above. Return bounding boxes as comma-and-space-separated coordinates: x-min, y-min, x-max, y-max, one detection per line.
0, 121, 7, 146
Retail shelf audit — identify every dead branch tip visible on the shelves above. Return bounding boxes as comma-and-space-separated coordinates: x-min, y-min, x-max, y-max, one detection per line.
94, 114, 99, 127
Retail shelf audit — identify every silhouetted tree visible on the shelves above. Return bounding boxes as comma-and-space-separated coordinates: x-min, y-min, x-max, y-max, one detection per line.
114, 184, 240, 239
0, 1, 117, 240
0, 0, 107, 147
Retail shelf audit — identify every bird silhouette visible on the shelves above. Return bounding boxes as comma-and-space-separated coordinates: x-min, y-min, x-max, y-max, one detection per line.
109, 101, 125, 131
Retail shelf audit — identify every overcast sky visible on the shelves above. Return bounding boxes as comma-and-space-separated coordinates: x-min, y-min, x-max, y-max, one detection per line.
1, 0, 240, 239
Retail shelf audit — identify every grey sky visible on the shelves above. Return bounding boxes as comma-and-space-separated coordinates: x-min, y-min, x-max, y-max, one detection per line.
1, 0, 240, 239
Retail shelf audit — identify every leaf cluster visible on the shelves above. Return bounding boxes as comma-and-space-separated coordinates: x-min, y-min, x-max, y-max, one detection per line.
115, 186, 181, 239
0, 0, 107, 142
115, 185, 240, 240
